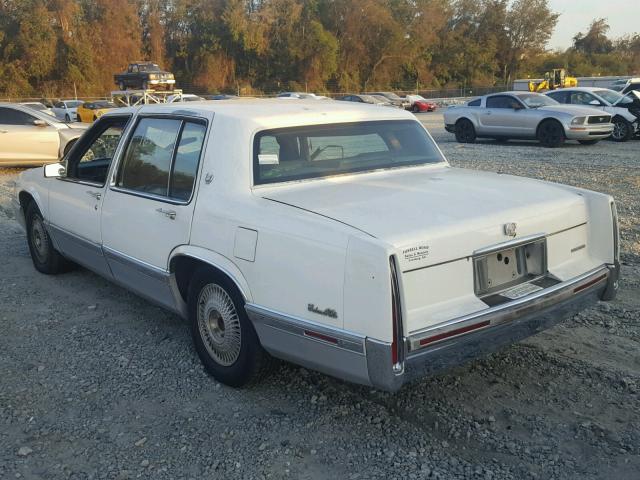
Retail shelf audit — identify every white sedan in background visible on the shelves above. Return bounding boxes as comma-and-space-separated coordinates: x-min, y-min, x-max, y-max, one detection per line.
545, 87, 640, 141
51, 100, 84, 122
0, 103, 86, 166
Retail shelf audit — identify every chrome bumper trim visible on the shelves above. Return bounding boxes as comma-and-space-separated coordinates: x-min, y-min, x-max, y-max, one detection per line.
367, 263, 617, 391
407, 265, 609, 352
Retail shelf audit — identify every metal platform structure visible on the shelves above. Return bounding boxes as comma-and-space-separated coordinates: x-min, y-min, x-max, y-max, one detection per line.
110, 89, 183, 107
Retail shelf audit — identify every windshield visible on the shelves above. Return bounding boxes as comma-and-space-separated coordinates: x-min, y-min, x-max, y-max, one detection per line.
138, 64, 160, 72
65, 100, 83, 108
594, 90, 623, 105
254, 120, 444, 185
93, 100, 117, 108
515, 93, 558, 108
23, 103, 46, 111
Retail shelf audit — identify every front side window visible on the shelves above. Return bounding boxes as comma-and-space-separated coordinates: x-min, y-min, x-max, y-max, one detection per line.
515, 94, 558, 108
0, 107, 37, 126
486, 96, 522, 109
569, 92, 599, 106
66, 116, 129, 184
116, 117, 206, 201
254, 120, 444, 185
468, 98, 481, 107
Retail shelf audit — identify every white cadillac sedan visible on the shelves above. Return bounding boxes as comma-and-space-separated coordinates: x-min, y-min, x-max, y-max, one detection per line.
12, 100, 620, 391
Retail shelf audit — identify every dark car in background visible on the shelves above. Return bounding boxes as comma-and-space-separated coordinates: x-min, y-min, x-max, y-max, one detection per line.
369, 92, 410, 109
338, 94, 392, 106
114, 62, 176, 91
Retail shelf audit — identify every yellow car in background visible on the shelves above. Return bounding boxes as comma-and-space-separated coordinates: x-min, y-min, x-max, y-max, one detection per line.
76, 100, 118, 123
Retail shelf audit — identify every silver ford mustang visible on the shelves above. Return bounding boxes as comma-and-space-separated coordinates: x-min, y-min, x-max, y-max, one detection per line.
443, 91, 614, 147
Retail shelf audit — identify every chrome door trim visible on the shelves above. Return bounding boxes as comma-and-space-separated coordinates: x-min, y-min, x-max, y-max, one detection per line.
103, 245, 168, 281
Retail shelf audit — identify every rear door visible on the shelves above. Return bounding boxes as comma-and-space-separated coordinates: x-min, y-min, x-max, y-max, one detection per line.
0, 106, 59, 164
100, 114, 209, 310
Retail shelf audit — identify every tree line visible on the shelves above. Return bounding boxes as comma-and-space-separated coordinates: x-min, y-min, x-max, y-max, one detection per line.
0, 0, 638, 98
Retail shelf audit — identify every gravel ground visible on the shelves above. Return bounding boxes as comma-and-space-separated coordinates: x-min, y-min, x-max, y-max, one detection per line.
0, 113, 638, 480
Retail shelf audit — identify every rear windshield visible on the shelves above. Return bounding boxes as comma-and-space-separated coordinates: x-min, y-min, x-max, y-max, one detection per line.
253, 120, 444, 185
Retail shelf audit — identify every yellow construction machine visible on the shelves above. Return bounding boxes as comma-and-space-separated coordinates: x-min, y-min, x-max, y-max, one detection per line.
528, 69, 578, 92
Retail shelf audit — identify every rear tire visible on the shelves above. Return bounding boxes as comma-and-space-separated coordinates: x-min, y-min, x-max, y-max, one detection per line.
578, 139, 599, 145
537, 120, 565, 148
25, 202, 72, 275
610, 116, 633, 142
188, 267, 273, 387
411, 104, 420, 113
455, 119, 476, 143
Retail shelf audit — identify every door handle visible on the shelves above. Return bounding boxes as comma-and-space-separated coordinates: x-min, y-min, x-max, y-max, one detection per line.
86, 191, 101, 200
156, 208, 176, 220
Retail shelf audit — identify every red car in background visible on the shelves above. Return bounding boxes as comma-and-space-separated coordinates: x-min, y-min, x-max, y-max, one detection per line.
405, 94, 437, 113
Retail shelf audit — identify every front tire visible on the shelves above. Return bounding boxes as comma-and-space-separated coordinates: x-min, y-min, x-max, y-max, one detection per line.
64, 114, 71, 122
537, 120, 565, 148
455, 119, 476, 143
25, 203, 72, 274
611, 117, 633, 142
188, 267, 272, 387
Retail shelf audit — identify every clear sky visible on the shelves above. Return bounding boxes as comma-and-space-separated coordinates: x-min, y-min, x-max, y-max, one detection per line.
547, 0, 638, 50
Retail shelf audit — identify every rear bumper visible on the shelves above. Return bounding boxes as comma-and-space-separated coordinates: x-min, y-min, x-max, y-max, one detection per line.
367, 263, 618, 391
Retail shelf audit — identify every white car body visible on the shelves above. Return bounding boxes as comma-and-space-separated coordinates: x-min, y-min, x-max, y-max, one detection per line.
12, 100, 619, 391
545, 87, 639, 138
51, 100, 84, 122
0, 102, 87, 165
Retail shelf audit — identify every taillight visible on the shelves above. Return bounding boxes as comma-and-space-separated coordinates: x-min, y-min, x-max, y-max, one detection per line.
611, 201, 620, 262
389, 256, 404, 371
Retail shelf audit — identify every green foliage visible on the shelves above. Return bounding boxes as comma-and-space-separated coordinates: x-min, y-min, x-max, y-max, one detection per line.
0, 0, 637, 97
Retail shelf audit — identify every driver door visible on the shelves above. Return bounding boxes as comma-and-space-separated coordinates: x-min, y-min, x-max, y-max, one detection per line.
47, 115, 131, 276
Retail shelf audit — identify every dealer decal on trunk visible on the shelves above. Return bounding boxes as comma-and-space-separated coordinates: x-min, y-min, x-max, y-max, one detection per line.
402, 245, 430, 263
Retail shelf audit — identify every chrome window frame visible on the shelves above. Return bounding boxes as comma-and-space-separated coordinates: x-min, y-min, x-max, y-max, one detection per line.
108, 113, 210, 206
58, 114, 134, 189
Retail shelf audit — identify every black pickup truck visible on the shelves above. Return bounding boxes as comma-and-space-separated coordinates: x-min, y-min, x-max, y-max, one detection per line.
114, 62, 176, 91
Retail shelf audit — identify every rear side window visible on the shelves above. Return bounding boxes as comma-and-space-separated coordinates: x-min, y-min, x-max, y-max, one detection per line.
546, 91, 568, 103
116, 117, 206, 201
0, 107, 37, 125
468, 98, 481, 107
486, 96, 521, 109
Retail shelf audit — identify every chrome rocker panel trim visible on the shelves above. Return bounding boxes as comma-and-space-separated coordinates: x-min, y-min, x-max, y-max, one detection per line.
245, 304, 371, 386
367, 264, 616, 391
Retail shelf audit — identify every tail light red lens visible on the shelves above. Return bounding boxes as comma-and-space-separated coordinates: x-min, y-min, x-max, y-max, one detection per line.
390, 256, 404, 369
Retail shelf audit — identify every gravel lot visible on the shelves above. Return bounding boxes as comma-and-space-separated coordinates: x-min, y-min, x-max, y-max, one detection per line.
0, 113, 638, 480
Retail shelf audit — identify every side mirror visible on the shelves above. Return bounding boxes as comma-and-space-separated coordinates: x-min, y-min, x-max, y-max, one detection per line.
44, 162, 66, 178
33, 119, 47, 127
589, 100, 601, 106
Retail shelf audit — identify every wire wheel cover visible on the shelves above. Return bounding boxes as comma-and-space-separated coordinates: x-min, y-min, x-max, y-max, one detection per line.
197, 284, 242, 366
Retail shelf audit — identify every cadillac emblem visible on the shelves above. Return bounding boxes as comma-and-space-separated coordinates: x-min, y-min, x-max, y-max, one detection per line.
503, 222, 517, 237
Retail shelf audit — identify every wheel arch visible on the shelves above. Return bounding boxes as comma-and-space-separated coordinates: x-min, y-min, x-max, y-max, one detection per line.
18, 188, 45, 221
169, 247, 253, 305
